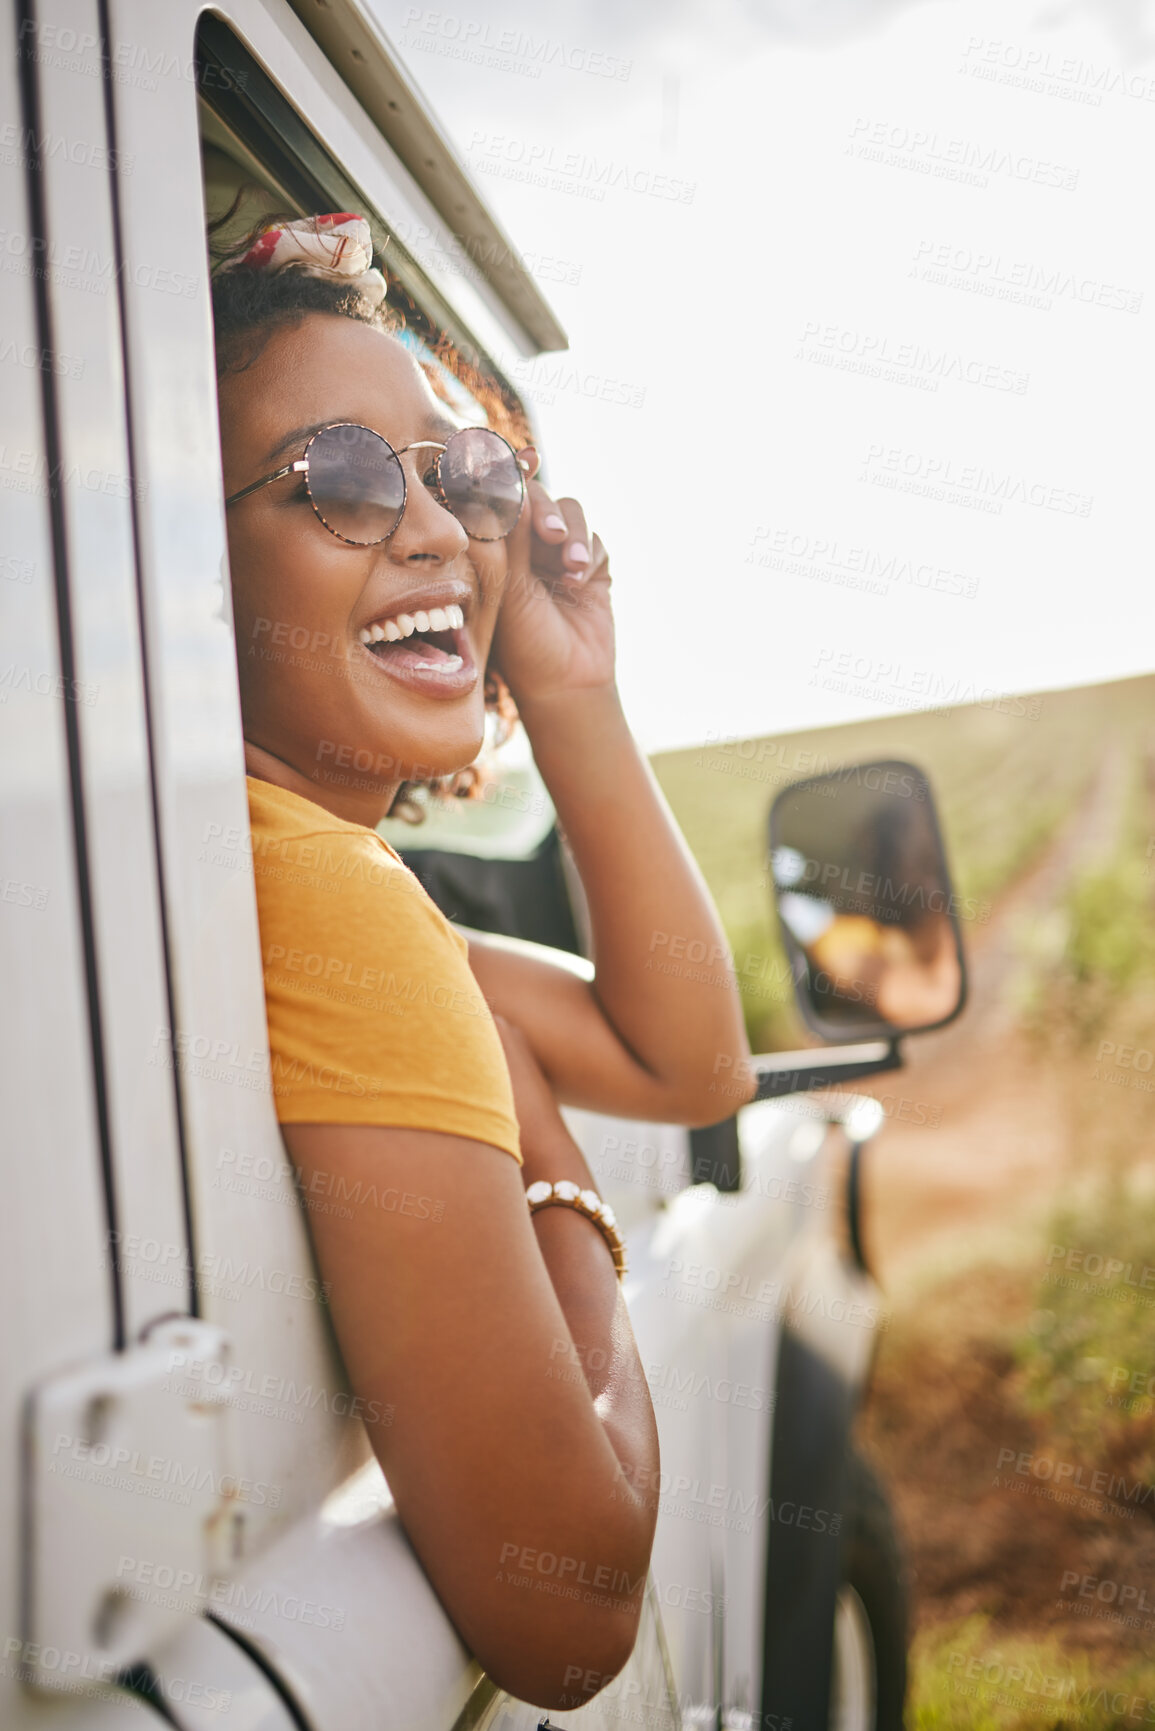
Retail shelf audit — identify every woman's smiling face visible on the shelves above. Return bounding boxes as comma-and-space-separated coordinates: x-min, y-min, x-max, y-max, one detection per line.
218, 312, 513, 822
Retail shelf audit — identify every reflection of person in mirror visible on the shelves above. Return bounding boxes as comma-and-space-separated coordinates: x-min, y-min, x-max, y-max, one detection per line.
806, 908, 958, 1028
782, 801, 961, 1030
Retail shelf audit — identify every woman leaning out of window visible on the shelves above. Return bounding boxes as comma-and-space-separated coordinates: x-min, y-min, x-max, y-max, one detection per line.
212, 212, 755, 1711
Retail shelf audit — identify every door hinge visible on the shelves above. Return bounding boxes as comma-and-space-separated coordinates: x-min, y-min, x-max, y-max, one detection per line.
25, 1316, 241, 1693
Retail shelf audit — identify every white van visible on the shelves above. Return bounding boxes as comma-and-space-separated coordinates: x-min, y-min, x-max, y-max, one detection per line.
0, 4, 966, 1727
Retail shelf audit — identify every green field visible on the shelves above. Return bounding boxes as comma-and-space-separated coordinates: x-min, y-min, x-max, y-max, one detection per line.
651, 673, 1155, 1049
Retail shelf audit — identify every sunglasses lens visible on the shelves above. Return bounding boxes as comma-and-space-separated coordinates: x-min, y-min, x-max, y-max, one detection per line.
439, 429, 525, 541
307, 424, 404, 544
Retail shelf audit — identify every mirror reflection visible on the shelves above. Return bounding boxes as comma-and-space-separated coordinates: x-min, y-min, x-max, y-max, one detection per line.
770, 760, 965, 1039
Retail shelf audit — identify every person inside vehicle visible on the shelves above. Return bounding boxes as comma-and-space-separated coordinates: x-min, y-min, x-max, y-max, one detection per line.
211, 213, 755, 1710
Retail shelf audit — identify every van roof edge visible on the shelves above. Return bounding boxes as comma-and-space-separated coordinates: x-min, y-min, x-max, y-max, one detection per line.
286, 0, 569, 357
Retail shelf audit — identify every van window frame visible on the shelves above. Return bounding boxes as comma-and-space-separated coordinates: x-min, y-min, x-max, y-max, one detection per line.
196, 15, 527, 396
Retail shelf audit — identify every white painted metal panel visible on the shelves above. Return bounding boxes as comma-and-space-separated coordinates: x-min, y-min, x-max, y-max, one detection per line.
0, 3, 156, 1721
31, 0, 190, 1339
141, 1615, 302, 1730
566, 1107, 721, 1716
712, 1101, 880, 1719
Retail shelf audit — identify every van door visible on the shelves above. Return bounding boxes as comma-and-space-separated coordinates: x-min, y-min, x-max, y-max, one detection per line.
0, 15, 141, 1716
2, 3, 301, 1722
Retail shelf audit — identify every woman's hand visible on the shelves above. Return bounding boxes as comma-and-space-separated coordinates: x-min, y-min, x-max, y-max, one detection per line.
489, 450, 616, 708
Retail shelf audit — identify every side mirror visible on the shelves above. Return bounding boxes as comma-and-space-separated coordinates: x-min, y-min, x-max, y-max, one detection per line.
768, 759, 967, 1045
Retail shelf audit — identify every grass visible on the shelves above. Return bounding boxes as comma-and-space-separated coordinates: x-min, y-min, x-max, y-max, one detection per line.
910, 1615, 1155, 1730
1015, 1176, 1155, 1490
1015, 746, 1155, 1054
862, 1176, 1155, 1731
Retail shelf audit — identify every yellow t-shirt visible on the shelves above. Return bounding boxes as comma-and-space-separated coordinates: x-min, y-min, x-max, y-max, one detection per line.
246, 775, 521, 1163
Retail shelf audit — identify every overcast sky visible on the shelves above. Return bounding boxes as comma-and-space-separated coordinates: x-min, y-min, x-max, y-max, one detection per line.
369, 0, 1154, 752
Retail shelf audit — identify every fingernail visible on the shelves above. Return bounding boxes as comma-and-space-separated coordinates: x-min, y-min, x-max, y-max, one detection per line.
567, 541, 590, 565
543, 513, 567, 533
518, 447, 538, 472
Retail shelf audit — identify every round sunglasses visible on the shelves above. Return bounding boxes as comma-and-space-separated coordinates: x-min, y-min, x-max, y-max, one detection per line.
225, 421, 527, 546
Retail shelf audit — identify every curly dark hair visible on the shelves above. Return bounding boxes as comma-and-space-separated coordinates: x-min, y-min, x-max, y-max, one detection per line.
209, 211, 526, 821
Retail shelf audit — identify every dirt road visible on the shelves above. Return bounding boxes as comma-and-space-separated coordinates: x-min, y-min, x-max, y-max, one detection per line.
856, 747, 1133, 1292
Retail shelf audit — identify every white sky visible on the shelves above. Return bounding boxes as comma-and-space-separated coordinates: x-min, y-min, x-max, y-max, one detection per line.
369, 0, 1155, 753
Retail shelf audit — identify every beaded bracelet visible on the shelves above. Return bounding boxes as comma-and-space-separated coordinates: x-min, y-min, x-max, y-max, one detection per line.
525, 1179, 628, 1282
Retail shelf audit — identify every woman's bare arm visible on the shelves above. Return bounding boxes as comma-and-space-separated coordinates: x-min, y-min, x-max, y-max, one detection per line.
478, 483, 756, 1127
492, 1016, 659, 1490
467, 685, 755, 1125
283, 1070, 659, 1709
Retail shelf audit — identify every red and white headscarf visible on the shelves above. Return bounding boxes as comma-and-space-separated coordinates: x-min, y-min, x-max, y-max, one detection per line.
220, 213, 387, 310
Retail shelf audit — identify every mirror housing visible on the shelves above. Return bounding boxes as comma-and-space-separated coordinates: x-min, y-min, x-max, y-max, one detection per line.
768, 758, 967, 1045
